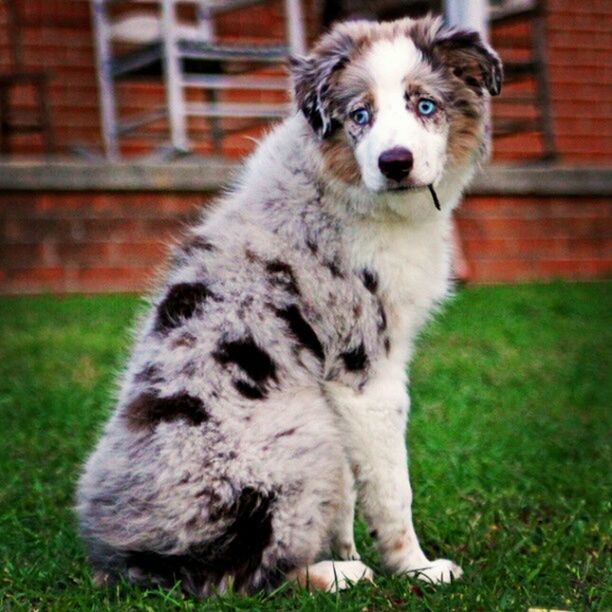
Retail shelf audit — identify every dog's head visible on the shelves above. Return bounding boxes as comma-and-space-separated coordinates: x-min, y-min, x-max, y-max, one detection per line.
291, 16, 502, 194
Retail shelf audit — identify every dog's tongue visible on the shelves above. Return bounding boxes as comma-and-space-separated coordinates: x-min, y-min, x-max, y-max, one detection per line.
428, 185, 441, 211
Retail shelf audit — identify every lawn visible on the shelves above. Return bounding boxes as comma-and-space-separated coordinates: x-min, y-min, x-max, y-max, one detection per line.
0, 283, 610, 610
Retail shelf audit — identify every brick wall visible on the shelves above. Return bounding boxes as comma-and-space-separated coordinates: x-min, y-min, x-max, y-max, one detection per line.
0, 0, 610, 161
1, 187, 610, 294
456, 194, 612, 282
0, 191, 204, 293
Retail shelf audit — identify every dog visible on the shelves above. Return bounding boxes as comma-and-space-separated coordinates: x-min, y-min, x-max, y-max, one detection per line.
76, 15, 502, 596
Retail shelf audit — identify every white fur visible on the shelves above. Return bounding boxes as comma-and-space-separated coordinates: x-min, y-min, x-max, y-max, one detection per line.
355, 37, 448, 193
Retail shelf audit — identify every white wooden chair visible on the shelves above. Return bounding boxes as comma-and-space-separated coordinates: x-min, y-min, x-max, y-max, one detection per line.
91, 0, 306, 159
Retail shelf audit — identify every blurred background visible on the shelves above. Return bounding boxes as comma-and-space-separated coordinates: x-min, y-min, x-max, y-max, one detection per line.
0, 0, 610, 293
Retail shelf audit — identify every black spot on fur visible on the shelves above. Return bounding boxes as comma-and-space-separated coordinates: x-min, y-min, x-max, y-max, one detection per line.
183, 234, 216, 254
360, 268, 378, 293
234, 379, 265, 400
440, 28, 481, 50
125, 487, 276, 595
324, 257, 343, 278
181, 361, 197, 377
465, 75, 481, 92
124, 391, 208, 431
215, 338, 277, 382
276, 305, 325, 361
340, 342, 368, 371
214, 337, 277, 399
266, 260, 300, 296
384, 337, 391, 354
155, 282, 213, 332
134, 363, 164, 384
275, 427, 297, 439
377, 299, 387, 332
369, 529, 378, 539
170, 235, 216, 268
306, 238, 318, 255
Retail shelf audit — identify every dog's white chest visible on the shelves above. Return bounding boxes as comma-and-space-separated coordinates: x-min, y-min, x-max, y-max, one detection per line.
347, 215, 451, 350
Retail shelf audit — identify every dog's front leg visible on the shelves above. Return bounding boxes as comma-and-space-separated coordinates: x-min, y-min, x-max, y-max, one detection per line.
327, 378, 462, 584
329, 456, 360, 560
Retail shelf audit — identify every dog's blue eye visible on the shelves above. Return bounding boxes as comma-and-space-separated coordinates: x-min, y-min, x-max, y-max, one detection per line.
417, 99, 437, 116
351, 108, 370, 126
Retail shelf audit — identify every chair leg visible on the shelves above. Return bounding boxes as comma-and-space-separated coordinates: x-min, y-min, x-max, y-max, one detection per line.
161, 0, 189, 153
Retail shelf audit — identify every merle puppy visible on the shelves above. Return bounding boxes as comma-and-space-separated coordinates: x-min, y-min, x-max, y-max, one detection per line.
77, 15, 502, 596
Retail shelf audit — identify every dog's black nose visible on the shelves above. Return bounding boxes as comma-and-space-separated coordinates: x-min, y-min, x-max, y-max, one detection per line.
378, 147, 413, 183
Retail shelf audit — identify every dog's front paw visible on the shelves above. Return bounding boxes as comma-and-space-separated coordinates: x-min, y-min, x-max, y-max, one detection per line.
409, 559, 462, 584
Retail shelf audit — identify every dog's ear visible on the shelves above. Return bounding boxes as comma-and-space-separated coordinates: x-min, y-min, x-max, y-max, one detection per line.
413, 17, 503, 97
290, 30, 356, 138
435, 28, 503, 96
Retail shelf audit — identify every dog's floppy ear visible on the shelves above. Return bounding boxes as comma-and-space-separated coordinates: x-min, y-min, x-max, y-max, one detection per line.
290, 30, 356, 138
414, 17, 503, 97
435, 27, 503, 96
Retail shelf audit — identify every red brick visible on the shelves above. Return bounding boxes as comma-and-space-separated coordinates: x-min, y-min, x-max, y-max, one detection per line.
55, 242, 109, 264
536, 259, 612, 279
79, 218, 140, 242
469, 259, 537, 283
457, 216, 610, 240
463, 237, 612, 260
0, 267, 66, 294
0, 193, 40, 215
75, 267, 153, 293
140, 216, 198, 239
0, 217, 77, 242
114, 242, 169, 264
462, 196, 612, 220
0, 243, 45, 269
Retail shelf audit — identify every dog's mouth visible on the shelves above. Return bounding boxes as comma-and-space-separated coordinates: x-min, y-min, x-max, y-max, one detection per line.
387, 183, 441, 211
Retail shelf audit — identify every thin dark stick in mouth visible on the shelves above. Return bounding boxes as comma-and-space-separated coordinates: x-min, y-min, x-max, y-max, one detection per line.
428, 184, 441, 211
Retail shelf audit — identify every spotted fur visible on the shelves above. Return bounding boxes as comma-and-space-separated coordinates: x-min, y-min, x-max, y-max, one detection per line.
123, 391, 208, 431
77, 15, 500, 597
154, 282, 215, 332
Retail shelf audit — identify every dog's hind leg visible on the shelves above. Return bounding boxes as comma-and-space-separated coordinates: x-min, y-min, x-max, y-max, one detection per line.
288, 560, 374, 592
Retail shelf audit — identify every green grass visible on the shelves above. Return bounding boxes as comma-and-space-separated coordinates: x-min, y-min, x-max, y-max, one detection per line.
0, 283, 610, 610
